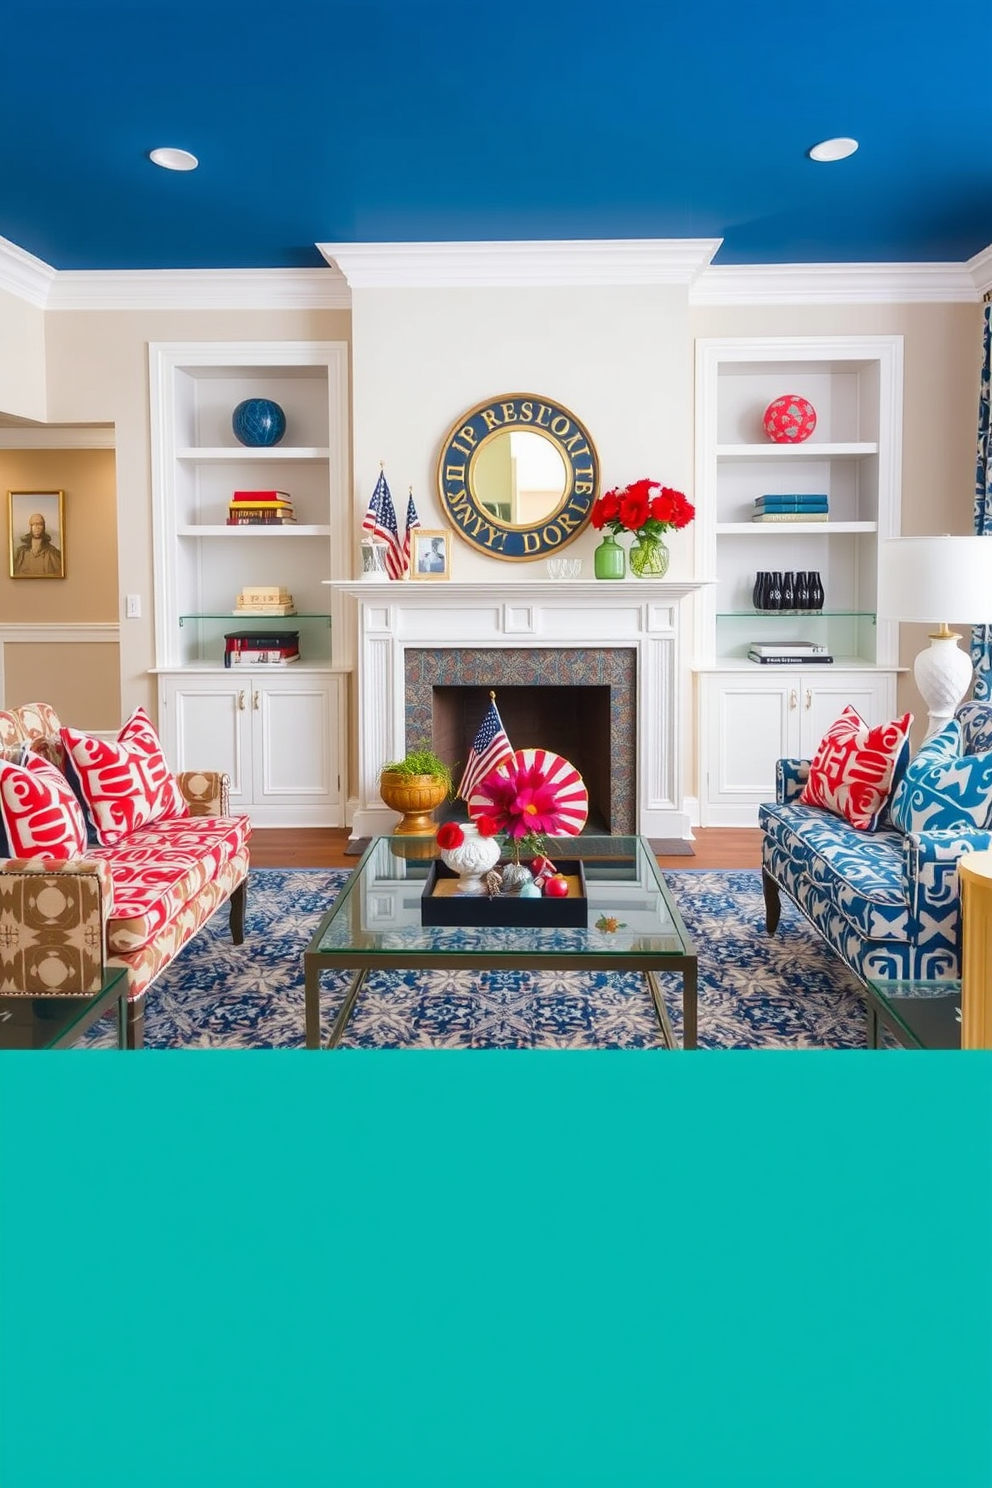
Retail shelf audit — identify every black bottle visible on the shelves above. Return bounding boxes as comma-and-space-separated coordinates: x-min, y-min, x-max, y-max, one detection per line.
767, 571, 783, 610
808, 570, 824, 610
752, 571, 768, 610
794, 571, 811, 610
782, 571, 796, 610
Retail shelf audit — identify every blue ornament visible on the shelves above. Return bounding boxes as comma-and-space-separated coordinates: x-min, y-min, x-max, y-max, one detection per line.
232, 398, 286, 447
518, 880, 541, 898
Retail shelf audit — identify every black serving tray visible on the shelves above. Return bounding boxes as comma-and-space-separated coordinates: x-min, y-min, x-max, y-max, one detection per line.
421, 859, 588, 928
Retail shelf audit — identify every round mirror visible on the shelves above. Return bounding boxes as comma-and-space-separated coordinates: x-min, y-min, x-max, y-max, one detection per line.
472, 430, 569, 527
437, 394, 599, 561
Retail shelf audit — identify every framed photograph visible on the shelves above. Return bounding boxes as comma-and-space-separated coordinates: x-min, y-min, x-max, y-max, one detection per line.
8, 490, 66, 579
410, 528, 451, 581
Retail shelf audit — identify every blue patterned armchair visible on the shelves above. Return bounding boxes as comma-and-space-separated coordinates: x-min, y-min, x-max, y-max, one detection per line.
759, 701, 992, 984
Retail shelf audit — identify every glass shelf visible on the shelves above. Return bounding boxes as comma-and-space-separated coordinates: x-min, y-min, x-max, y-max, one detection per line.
716, 610, 876, 620
179, 613, 332, 626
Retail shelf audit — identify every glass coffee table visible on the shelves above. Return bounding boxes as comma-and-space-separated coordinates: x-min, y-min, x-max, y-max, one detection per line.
304, 835, 698, 1049
0, 966, 129, 1050
864, 977, 961, 1049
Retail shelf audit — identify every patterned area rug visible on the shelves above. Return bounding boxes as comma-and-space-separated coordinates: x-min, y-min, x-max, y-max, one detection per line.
82, 868, 873, 1050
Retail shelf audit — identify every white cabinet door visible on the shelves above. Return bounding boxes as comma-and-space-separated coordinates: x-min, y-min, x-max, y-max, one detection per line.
799, 672, 897, 755
251, 675, 342, 819
158, 671, 344, 825
700, 669, 898, 826
700, 674, 792, 825
159, 676, 249, 805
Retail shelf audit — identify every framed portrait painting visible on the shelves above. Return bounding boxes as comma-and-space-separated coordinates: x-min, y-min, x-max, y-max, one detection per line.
410, 528, 451, 581
8, 490, 66, 579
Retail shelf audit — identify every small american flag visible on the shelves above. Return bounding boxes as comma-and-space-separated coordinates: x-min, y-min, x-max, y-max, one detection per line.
402, 488, 422, 575
458, 694, 514, 802
362, 468, 405, 579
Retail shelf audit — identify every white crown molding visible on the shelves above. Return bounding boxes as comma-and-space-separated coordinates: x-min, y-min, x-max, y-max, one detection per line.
3, 229, 990, 308
0, 234, 57, 308
968, 243, 992, 298
317, 239, 724, 287
691, 261, 982, 305
46, 267, 350, 311
0, 425, 114, 448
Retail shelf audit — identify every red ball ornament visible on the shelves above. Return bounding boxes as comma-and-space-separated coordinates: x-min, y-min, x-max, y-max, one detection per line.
763, 394, 817, 444
544, 874, 570, 898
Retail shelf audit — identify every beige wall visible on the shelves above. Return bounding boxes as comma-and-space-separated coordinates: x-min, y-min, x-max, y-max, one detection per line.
0, 447, 121, 726
0, 287, 46, 422
3, 642, 120, 730
0, 447, 118, 620
351, 284, 693, 582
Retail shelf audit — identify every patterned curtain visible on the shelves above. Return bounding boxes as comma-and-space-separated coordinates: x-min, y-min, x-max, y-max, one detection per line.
972, 301, 992, 700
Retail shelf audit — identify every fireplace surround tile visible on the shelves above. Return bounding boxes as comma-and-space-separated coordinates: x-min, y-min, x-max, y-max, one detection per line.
405, 647, 636, 833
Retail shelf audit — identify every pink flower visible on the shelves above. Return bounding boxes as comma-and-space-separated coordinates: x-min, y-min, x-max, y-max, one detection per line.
471, 751, 588, 838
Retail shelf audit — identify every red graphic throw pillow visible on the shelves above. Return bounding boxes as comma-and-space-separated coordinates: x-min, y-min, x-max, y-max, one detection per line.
0, 751, 88, 858
800, 705, 913, 831
61, 707, 189, 846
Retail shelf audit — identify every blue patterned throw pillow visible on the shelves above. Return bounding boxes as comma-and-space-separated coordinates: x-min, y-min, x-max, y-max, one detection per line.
890, 720, 992, 834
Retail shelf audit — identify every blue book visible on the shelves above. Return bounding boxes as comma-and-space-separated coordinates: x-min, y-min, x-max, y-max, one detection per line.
755, 493, 829, 509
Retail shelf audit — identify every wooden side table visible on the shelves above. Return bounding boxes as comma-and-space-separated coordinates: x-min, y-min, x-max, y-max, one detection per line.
959, 850, 992, 1050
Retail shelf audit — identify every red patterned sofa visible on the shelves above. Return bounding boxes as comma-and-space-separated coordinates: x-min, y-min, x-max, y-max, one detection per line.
0, 702, 251, 1048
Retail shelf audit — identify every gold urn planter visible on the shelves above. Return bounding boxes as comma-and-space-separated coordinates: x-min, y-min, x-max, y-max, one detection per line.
379, 770, 449, 836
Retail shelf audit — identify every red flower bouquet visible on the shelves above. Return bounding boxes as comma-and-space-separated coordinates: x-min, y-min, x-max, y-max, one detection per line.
590, 478, 695, 542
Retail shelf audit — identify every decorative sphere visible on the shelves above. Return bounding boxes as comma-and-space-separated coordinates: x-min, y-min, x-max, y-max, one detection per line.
232, 398, 286, 447
544, 874, 570, 898
762, 394, 817, 444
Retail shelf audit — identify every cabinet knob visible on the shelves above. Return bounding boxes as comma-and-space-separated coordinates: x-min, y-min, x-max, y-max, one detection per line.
805, 688, 812, 710
790, 689, 798, 709
237, 690, 246, 711
252, 691, 260, 710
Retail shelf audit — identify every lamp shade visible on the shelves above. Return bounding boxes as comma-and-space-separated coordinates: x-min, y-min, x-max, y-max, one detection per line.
877, 536, 992, 624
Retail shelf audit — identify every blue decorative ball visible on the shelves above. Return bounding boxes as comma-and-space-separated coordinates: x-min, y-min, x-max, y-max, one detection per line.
231, 398, 286, 447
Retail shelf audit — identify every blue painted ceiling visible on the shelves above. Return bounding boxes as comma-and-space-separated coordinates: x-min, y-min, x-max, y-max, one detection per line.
2, 0, 989, 272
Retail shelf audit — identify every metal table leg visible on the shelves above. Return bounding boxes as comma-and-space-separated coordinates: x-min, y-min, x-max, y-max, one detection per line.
304, 959, 322, 1049
683, 959, 698, 1050
645, 970, 678, 1050
326, 968, 370, 1049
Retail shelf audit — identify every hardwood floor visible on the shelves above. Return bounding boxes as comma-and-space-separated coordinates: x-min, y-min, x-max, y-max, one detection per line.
247, 826, 764, 871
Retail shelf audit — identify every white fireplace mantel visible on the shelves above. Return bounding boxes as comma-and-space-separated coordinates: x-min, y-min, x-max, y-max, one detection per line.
328, 579, 712, 839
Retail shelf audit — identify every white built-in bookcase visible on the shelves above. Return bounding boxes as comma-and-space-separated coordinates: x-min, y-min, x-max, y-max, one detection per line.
147, 342, 351, 826
694, 335, 904, 825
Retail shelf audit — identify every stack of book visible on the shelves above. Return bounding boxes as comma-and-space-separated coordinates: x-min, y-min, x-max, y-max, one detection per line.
233, 586, 297, 616
224, 630, 301, 667
748, 641, 833, 665
226, 490, 297, 525
752, 494, 829, 522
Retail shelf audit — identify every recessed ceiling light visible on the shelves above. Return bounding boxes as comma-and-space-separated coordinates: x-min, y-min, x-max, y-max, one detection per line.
808, 137, 859, 162
149, 147, 198, 172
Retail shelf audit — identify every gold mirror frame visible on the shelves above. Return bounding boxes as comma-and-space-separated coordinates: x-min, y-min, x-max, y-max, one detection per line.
436, 394, 599, 561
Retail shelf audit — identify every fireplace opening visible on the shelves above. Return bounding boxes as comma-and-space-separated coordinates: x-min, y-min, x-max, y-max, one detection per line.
403, 646, 636, 834
432, 685, 614, 833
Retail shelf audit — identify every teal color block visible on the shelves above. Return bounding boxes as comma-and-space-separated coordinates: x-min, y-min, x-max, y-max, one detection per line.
1, 1052, 990, 1488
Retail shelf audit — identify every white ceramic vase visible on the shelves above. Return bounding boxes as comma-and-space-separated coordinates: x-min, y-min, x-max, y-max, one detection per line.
439, 824, 501, 895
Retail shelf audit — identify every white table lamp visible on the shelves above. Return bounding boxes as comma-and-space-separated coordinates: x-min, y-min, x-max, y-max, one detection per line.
878, 536, 992, 736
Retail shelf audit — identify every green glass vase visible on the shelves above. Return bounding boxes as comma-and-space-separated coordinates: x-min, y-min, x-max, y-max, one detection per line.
593, 532, 626, 580
629, 534, 670, 578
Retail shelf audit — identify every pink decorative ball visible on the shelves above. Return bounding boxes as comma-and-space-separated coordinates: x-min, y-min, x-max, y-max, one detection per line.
763, 394, 817, 444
